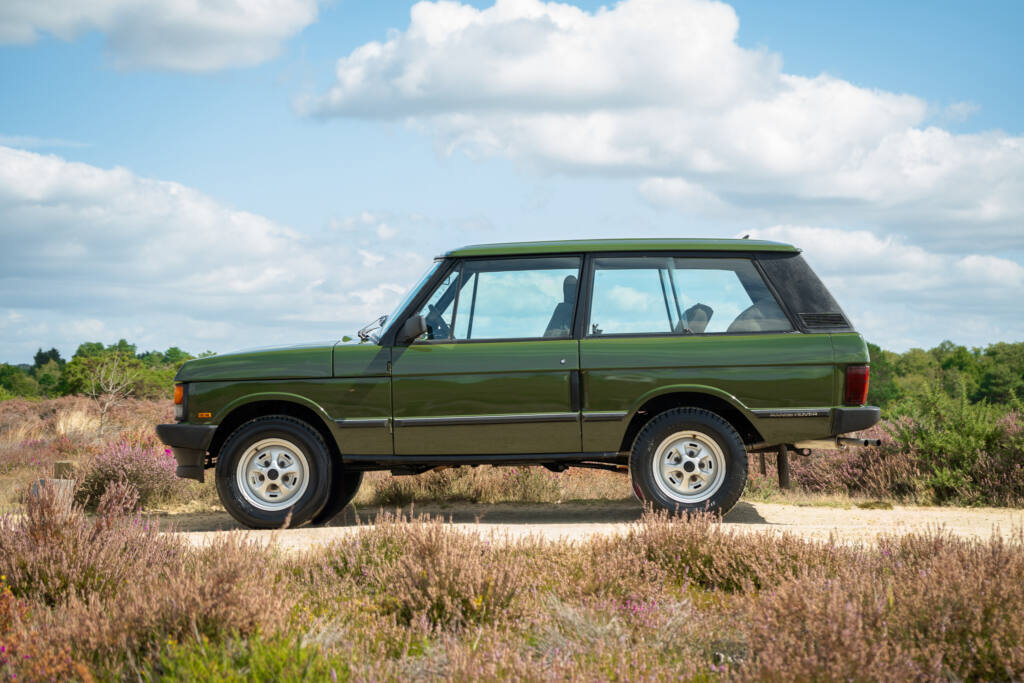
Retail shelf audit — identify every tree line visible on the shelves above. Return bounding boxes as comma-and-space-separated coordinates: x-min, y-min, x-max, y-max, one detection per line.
0, 340, 204, 401
869, 340, 1024, 412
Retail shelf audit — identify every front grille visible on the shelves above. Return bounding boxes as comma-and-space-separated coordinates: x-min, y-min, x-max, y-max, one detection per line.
799, 313, 850, 330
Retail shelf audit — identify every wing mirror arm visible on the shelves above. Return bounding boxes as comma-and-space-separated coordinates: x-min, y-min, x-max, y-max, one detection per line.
398, 315, 428, 344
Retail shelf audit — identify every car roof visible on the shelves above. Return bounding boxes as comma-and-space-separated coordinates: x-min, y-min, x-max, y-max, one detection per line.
445, 238, 799, 258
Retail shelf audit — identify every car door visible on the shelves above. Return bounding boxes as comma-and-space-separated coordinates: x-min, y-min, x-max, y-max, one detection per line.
390, 255, 583, 455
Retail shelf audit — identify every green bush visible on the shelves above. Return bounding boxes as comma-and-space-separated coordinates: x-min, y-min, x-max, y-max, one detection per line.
793, 387, 1024, 506
155, 635, 338, 682
887, 388, 1024, 505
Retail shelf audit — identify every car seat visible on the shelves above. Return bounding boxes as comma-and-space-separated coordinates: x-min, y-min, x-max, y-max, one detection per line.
543, 275, 578, 337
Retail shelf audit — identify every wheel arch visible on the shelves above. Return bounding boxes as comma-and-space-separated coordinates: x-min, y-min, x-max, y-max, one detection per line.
617, 387, 763, 452
208, 395, 341, 468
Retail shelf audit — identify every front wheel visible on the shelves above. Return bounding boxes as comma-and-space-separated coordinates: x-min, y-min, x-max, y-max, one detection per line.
629, 407, 747, 515
215, 416, 332, 529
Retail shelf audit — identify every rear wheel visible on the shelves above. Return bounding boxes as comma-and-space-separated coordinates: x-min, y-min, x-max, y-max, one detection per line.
629, 407, 747, 515
215, 416, 331, 529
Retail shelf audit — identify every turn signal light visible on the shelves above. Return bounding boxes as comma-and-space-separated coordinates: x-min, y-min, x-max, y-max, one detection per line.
173, 384, 184, 405
844, 365, 870, 406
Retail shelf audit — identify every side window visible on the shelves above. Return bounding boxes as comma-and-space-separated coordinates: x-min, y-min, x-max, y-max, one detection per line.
415, 265, 460, 340
587, 257, 792, 336
452, 257, 581, 340
588, 257, 678, 335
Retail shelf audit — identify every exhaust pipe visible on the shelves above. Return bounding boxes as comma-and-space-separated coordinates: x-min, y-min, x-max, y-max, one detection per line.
838, 436, 882, 448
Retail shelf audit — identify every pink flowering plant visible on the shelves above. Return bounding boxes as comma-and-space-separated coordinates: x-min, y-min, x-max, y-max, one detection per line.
74, 441, 181, 510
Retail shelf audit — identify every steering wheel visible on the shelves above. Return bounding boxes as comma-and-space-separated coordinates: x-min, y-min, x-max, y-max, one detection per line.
425, 304, 451, 340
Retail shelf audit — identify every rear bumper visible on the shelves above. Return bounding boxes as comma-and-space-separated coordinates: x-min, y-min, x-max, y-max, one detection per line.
830, 406, 880, 435
156, 423, 217, 483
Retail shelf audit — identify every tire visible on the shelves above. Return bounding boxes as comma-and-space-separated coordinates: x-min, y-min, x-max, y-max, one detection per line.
629, 407, 747, 516
311, 469, 364, 525
215, 416, 332, 529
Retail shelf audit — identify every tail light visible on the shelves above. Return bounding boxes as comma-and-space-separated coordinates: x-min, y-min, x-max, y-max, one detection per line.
174, 384, 186, 421
844, 365, 869, 406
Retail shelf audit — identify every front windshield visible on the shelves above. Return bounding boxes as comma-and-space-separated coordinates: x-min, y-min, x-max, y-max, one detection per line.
366, 260, 442, 343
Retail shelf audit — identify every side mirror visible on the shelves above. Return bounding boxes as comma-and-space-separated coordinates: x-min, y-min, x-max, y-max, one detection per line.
398, 314, 428, 344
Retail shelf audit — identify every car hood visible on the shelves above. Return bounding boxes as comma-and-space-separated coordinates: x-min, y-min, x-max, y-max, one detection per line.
175, 340, 340, 382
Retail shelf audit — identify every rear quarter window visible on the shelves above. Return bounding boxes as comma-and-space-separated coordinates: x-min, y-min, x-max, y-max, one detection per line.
757, 254, 853, 332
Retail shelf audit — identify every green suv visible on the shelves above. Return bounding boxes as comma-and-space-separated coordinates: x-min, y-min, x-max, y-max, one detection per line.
157, 239, 877, 529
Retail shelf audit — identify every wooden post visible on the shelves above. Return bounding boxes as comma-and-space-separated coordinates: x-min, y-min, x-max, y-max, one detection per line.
777, 445, 790, 489
54, 461, 75, 479
759, 453, 766, 476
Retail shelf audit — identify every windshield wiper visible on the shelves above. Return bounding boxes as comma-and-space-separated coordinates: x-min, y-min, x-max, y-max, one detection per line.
357, 315, 387, 342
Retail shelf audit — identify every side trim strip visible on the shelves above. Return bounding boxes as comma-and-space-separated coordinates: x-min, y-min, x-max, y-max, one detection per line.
582, 411, 628, 422
394, 412, 579, 427
751, 408, 831, 419
334, 418, 390, 428
343, 452, 620, 466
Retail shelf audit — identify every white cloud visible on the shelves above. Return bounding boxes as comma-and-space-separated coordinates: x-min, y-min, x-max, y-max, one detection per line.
745, 226, 1024, 350
941, 101, 981, 124
328, 211, 402, 240
0, 145, 447, 362
0, 144, 1018, 358
307, 0, 1024, 251
0, 0, 318, 71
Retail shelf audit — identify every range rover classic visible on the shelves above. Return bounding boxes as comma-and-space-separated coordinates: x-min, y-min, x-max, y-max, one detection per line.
156, 238, 878, 529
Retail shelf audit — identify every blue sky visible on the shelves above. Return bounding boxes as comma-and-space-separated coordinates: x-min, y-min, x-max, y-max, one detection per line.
1, 0, 1022, 363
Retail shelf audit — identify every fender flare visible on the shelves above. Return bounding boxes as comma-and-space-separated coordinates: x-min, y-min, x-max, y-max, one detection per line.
622, 383, 752, 423
207, 392, 340, 459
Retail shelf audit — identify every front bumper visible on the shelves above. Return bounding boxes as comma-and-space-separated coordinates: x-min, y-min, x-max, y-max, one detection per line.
156, 423, 218, 482
830, 406, 881, 435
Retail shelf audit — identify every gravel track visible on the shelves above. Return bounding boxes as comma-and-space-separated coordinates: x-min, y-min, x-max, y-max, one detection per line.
166, 500, 1024, 551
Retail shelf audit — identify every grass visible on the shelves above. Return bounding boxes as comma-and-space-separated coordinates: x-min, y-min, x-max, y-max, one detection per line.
1, 490, 1022, 681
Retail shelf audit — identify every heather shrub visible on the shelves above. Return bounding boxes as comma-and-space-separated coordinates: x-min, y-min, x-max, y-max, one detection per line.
370, 521, 528, 629
528, 595, 739, 677
740, 528, 1024, 680
0, 481, 288, 678
75, 440, 181, 510
0, 439, 62, 477
0, 481, 181, 606
0, 499, 1021, 681
791, 421, 923, 500
45, 534, 287, 668
501, 466, 563, 502
629, 509, 851, 591
535, 535, 670, 602
318, 510, 416, 579
370, 464, 625, 506
372, 467, 481, 506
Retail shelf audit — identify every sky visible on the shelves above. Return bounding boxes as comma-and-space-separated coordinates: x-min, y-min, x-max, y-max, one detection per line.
0, 0, 1022, 363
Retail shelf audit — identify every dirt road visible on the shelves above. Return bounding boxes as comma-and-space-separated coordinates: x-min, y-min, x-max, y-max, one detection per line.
166, 499, 1024, 552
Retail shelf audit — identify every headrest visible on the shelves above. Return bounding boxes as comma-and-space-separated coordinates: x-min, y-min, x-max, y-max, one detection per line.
563, 275, 578, 302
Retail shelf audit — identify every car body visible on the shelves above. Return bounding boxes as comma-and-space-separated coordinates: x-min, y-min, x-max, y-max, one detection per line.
157, 238, 878, 528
